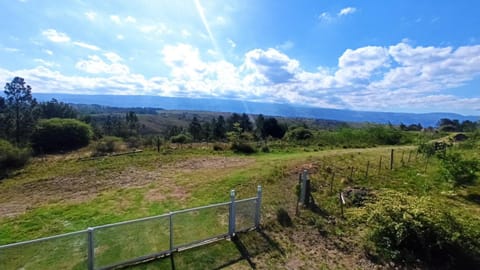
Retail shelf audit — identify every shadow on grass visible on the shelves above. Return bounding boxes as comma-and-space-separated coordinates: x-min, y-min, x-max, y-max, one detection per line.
127, 230, 283, 270
462, 193, 480, 205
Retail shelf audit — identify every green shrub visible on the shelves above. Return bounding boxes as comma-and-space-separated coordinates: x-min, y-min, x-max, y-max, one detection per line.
285, 127, 313, 141
31, 118, 93, 153
231, 142, 256, 154
0, 139, 30, 175
212, 143, 224, 151
171, 133, 191, 144
261, 145, 270, 153
365, 191, 480, 267
438, 152, 479, 186
93, 136, 123, 156
417, 142, 436, 157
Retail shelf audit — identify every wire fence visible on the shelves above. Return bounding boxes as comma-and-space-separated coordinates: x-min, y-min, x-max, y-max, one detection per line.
0, 186, 262, 270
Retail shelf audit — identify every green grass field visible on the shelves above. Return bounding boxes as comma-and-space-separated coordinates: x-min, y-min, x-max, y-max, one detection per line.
1, 139, 479, 269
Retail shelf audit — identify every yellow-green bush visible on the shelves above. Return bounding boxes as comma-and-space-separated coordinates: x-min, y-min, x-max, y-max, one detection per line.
364, 191, 480, 268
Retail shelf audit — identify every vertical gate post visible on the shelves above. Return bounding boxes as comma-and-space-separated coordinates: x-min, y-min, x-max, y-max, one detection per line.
255, 185, 262, 228
169, 212, 173, 252
87, 227, 95, 270
228, 189, 236, 236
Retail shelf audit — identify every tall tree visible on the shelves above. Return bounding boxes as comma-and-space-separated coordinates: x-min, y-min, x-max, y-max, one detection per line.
240, 113, 253, 132
255, 114, 266, 140
263, 117, 287, 139
188, 116, 202, 141
213, 115, 226, 140
0, 96, 7, 139
125, 111, 139, 134
4, 77, 38, 145
226, 113, 242, 132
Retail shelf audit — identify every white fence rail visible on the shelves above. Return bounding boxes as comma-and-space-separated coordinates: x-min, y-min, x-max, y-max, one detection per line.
0, 186, 262, 270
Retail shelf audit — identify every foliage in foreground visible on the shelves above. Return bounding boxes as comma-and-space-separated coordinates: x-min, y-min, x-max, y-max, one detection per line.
0, 139, 30, 176
364, 191, 480, 268
438, 151, 479, 186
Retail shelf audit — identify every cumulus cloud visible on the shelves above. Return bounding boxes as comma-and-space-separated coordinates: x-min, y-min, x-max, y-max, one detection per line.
3, 40, 480, 114
335, 46, 390, 85
243, 48, 300, 84
75, 54, 129, 75
42, 29, 70, 43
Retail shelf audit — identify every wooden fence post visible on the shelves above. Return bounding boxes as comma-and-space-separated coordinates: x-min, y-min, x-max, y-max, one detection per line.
390, 149, 394, 170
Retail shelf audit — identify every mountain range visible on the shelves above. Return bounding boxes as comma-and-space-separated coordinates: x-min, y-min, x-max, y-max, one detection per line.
33, 93, 479, 127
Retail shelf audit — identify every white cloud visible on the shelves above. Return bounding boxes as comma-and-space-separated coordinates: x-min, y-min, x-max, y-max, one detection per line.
2, 40, 480, 114
43, 49, 53, 55
85, 11, 96, 21
73, 41, 101, 51
103, 52, 123, 63
338, 7, 357, 16
227, 38, 236, 48
335, 46, 390, 85
110, 15, 121, 24
42, 29, 70, 43
181, 29, 191, 38
320, 7, 357, 23
125, 16, 136, 23
318, 12, 333, 23
75, 54, 129, 75
243, 48, 300, 84
34, 58, 58, 68
116, 34, 125, 40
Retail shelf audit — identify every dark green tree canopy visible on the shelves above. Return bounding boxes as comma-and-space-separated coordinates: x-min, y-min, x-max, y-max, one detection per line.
38, 98, 77, 119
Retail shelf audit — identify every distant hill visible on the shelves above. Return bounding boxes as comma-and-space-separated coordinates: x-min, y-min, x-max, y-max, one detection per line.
34, 93, 479, 127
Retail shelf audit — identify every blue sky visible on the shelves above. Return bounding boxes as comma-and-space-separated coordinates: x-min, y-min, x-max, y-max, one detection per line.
1, 0, 480, 115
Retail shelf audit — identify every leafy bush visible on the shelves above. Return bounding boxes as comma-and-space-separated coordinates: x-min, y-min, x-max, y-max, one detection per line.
93, 136, 124, 156
261, 145, 270, 153
170, 133, 191, 144
0, 139, 30, 174
231, 142, 256, 154
365, 191, 480, 268
212, 143, 224, 151
438, 152, 479, 186
285, 127, 313, 141
417, 142, 436, 157
31, 118, 93, 153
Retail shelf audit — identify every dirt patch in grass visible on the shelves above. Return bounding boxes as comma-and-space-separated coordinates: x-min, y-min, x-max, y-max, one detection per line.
0, 156, 255, 218
165, 156, 254, 172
